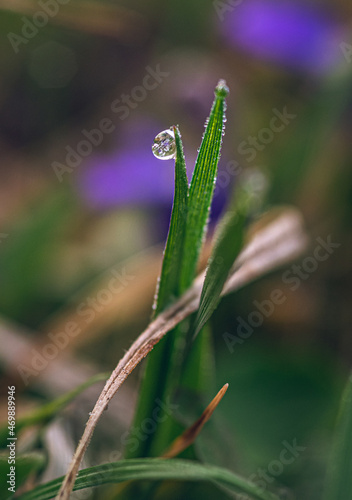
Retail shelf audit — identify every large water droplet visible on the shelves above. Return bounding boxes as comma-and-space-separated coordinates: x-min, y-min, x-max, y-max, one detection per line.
152, 128, 176, 160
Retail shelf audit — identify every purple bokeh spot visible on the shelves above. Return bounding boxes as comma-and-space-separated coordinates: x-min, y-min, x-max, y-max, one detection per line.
221, 0, 342, 74
76, 119, 177, 209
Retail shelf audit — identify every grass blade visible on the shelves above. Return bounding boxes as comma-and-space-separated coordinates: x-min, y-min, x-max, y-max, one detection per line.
126, 81, 229, 459
53, 209, 307, 500
193, 178, 261, 337
19, 458, 279, 500
161, 383, 228, 458
180, 79, 229, 292
0, 372, 108, 447
154, 125, 189, 314
125, 126, 188, 459
324, 372, 352, 500
146, 80, 229, 454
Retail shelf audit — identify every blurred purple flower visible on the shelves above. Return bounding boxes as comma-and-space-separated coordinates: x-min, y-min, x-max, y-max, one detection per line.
76, 119, 177, 209
220, 0, 342, 74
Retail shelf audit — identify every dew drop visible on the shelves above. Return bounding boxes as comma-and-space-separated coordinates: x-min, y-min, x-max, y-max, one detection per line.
152, 128, 176, 160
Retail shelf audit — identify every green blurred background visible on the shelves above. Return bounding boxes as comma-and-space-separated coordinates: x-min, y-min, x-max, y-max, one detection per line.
0, 0, 352, 498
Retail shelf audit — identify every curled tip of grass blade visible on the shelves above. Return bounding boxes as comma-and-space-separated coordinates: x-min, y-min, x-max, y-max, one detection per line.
162, 383, 229, 458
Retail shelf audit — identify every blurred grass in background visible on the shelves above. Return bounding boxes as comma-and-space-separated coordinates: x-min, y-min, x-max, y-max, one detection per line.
0, 1, 351, 499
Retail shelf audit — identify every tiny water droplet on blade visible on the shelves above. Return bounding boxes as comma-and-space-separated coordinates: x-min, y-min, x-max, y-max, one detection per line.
152, 128, 176, 160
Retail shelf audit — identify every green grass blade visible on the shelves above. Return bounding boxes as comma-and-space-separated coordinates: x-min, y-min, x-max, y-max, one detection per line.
125, 126, 188, 459
148, 323, 215, 458
18, 458, 279, 500
150, 81, 229, 456
0, 373, 108, 447
154, 125, 189, 314
126, 81, 228, 460
194, 209, 246, 338
323, 372, 352, 500
193, 181, 259, 337
179, 80, 229, 292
